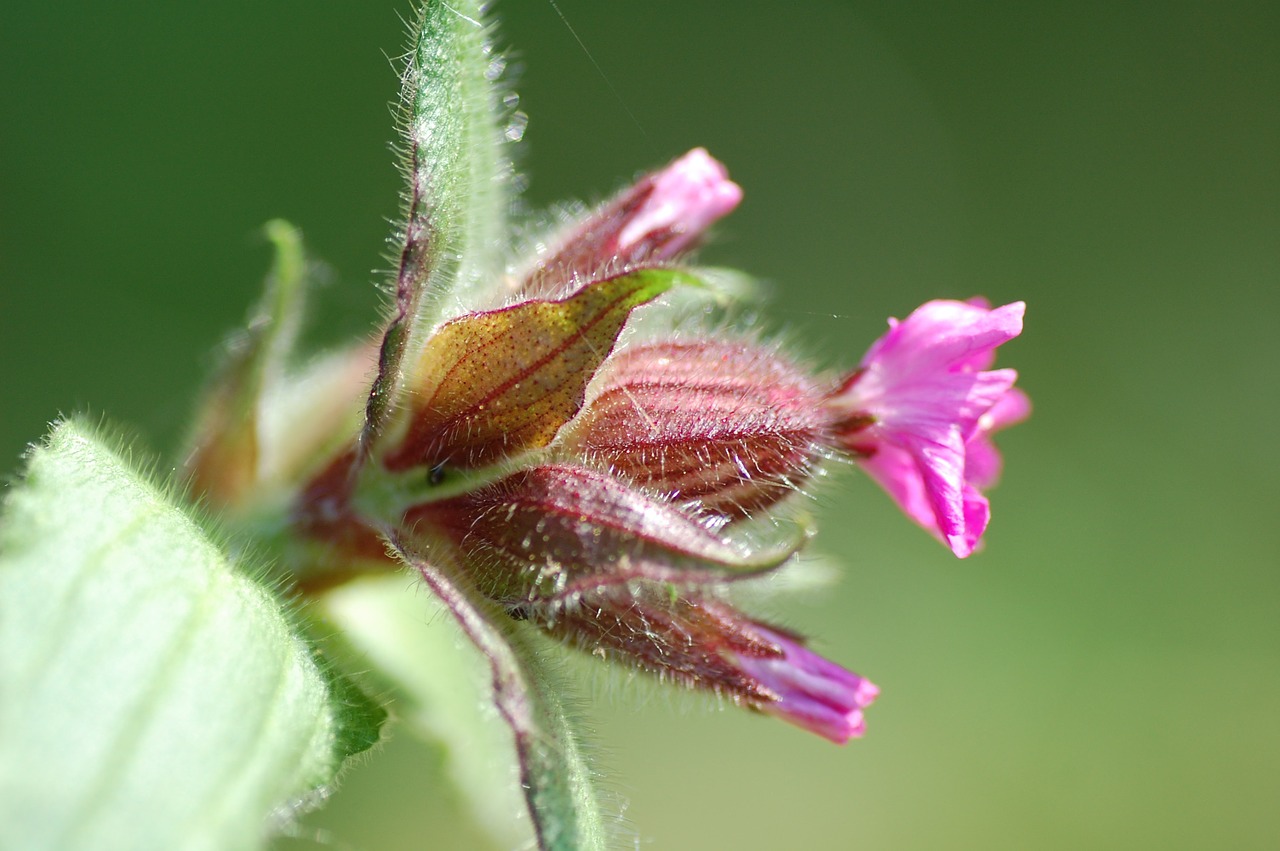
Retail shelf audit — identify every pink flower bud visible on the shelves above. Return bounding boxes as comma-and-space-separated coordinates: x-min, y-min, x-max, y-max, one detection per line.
519, 148, 742, 298
615, 148, 743, 259
543, 589, 876, 743
826, 299, 1027, 557
726, 624, 879, 743
565, 340, 828, 518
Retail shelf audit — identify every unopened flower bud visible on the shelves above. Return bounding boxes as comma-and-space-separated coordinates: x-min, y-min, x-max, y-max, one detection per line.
406, 463, 798, 606
543, 589, 876, 744
519, 148, 742, 298
614, 148, 742, 260
565, 341, 828, 519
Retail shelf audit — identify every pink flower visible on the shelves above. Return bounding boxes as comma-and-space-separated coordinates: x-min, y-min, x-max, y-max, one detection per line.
827, 299, 1027, 557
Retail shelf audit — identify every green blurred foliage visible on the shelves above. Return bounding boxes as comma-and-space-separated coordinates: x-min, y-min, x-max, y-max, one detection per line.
4, 2, 1278, 848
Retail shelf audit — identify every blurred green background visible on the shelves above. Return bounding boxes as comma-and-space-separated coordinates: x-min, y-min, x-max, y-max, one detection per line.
4, 2, 1278, 848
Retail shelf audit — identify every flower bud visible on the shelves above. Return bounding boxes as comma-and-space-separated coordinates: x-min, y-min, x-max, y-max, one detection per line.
542, 589, 876, 744
565, 340, 829, 519
518, 148, 742, 298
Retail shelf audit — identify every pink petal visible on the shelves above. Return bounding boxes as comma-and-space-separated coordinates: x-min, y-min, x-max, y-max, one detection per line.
829, 299, 1026, 557
966, 387, 1031, 489
858, 300, 1024, 379
616, 147, 743, 258
983, 385, 1033, 431
728, 626, 878, 744
857, 443, 944, 538
516, 148, 742, 298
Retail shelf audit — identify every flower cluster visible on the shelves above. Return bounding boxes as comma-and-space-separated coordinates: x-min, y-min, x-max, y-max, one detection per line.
174, 8, 1032, 845
269, 148, 1026, 744
183, 6, 1026, 759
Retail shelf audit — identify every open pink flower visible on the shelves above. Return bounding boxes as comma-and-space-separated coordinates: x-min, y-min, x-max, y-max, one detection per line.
827, 299, 1027, 557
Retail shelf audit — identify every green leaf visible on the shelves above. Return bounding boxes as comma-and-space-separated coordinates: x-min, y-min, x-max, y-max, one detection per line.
0, 420, 384, 851
364, 0, 515, 452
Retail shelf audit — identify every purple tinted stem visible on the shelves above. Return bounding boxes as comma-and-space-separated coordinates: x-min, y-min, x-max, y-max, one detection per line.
386, 531, 603, 850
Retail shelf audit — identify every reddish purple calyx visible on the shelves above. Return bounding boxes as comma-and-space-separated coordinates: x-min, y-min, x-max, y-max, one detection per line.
408, 463, 793, 605
566, 340, 828, 518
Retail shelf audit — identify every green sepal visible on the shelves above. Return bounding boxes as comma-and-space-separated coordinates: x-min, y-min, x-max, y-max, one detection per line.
182, 220, 311, 508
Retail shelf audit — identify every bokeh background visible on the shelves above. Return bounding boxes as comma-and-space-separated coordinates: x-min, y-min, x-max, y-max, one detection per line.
4, 2, 1278, 848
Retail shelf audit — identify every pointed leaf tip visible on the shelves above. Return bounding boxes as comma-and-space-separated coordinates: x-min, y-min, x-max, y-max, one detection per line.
385, 269, 679, 471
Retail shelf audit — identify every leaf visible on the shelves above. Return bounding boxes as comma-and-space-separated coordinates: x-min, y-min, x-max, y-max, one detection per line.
363, 0, 515, 452
384, 269, 682, 471
183, 220, 311, 508
385, 535, 609, 851
0, 420, 384, 851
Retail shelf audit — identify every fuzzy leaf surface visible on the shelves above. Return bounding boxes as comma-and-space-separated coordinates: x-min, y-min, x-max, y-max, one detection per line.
0, 420, 384, 851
